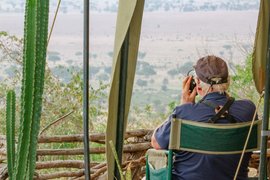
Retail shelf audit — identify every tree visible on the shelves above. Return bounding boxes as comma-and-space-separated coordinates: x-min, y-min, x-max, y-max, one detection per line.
161, 85, 167, 91
167, 68, 178, 77
163, 78, 169, 85
230, 55, 259, 101
136, 61, 156, 77
138, 51, 146, 59
136, 79, 148, 87
104, 66, 112, 74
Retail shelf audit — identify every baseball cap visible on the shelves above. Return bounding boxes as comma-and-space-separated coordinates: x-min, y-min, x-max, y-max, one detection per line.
194, 55, 228, 85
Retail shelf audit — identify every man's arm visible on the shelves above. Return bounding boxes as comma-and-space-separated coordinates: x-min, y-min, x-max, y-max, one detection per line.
150, 119, 171, 149
151, 130, 161, 149
151, 76, 195, 150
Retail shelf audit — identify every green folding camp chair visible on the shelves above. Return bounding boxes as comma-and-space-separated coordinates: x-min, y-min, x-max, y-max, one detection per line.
145, 118, 262, 180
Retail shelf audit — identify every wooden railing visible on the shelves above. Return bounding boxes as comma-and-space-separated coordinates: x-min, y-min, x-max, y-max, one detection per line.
0, 129, 153, 179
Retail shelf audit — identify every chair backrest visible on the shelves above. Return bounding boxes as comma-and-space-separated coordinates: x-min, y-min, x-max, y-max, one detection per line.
146, 119, 261, 179
169, 118, 262, 154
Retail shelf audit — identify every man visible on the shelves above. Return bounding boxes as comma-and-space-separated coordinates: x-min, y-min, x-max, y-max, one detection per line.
151, 55, 257, 180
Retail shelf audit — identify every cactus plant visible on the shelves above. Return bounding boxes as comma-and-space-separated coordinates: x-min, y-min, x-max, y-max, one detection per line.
6, 90, 16, 178
27, 0, 49, 179
4, 0, 50, 179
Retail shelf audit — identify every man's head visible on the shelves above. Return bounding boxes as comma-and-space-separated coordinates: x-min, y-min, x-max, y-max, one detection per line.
193, 55, 230, 95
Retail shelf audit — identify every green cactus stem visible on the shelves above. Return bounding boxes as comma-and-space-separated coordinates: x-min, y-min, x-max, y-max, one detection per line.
13, 0, 38, 178
6, 90, 16, 179
13, 0, 49, 179
28, 0, 49, 179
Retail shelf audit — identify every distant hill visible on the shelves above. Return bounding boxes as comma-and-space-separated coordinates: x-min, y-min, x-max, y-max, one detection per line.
0, 0, 259, 13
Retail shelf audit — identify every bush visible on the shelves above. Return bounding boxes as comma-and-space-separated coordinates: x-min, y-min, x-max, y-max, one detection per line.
167, 68, 178, 77
138, 51, 147, 59
161, 85, 167, 91
167, 62, 193, 77
97, 73, 109, 81
75, 51, 82, 56
104, 66, 112, 74
48, 54, 61, 62
89, 66, 100, 77
136, 61, 156, 76
107, 51, 113, 58
163, 78, 169, 85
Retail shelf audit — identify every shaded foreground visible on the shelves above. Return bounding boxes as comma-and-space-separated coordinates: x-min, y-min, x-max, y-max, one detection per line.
0, 129, 267, 179
0, 129, 152, 179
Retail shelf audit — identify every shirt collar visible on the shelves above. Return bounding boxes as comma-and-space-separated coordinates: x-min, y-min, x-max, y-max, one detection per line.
200, 92, 227, 101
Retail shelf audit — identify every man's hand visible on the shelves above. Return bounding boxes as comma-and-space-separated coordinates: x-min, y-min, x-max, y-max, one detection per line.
181, 76, 197, 104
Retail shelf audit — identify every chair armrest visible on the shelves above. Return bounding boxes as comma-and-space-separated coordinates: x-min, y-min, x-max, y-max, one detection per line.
146, 149, 170, 180
146, 149, 168, 170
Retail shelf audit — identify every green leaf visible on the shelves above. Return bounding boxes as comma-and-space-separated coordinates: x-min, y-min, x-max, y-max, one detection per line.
125, 163, 132, 180
109, 140, 125, 180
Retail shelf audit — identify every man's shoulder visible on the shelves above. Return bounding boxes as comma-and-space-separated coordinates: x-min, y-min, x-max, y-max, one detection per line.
174, 102, 208, 120
235, 98, 255, 104
174, 102, 199, 111
231, 99, 257, 121
234, 99, 256, 109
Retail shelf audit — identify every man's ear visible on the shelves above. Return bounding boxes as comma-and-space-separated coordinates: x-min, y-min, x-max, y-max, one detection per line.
196, 80, 204, 96
197, 84, 202, 92
195, 78, 201, 90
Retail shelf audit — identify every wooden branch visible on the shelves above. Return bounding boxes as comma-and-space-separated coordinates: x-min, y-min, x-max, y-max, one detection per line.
0, 165, 8, 180
90, 157, 146, 179
36, 161, 98, 174
92, 140, 105, 144
35, 170, 84, 180
35, 160, 84, 169
38, 129, 152, 143
90, 166, 107, 179
92, 162, 106, 169
90, 162, 100, 168
0, 158, 6, 163
39, 111, 74, 136
37, 142, 151, 156
0, 150, 6, 156
38, 134, 83, 143
122, 156, 146, 167
37, 147, 103, 156
125, 129, 153, 138
122, 142, 151, 153
0, 135, 6, 141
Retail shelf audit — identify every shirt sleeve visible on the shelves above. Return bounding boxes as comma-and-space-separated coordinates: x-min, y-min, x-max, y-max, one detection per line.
154, 116, 172, 149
